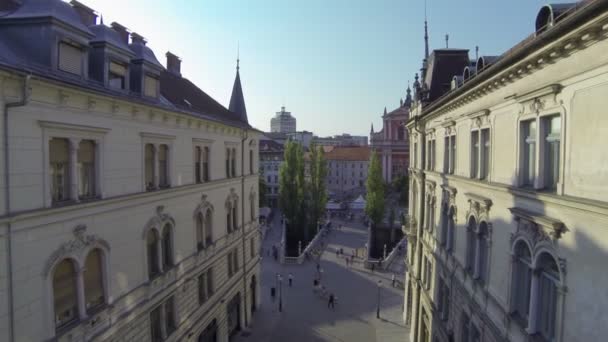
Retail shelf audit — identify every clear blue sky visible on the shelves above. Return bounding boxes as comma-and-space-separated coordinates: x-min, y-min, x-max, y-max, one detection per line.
84, 0, 550, 136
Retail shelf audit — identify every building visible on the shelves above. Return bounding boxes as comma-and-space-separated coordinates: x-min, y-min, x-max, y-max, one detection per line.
325, 146, 371, 196
259, 138, 284, 208
0, 1, 261, 341
370, 95, 410, 183
403, 2, 608, 342
270, 106, 296, 133
313, 133, 368, 147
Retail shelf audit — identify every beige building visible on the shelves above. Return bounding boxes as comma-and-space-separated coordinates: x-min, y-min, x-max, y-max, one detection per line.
0, 1, 261, 341
325, 146, 370, 196
404, 2, 608, 342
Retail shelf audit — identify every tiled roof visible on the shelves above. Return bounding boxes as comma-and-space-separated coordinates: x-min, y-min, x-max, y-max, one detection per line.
325, 147, 371, 161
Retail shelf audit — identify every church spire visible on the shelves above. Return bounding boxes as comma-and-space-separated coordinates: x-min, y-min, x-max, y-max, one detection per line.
424, 0, 429, 59
404, 82, 412, 108
370, 123, 374, 134
229, 53, 248, 123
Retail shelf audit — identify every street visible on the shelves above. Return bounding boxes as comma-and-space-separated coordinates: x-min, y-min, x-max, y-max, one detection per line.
235, 213, 409, 342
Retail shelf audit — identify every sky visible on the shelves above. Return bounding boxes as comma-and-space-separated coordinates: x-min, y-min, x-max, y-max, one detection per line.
82, 0, 551, 136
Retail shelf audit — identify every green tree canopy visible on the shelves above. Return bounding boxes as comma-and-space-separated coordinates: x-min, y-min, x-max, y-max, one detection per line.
309, 143, 327, 232
279, 141, 306, 227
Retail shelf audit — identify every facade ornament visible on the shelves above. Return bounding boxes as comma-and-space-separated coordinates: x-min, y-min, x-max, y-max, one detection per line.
464, 193, 492, 223
43, 224, 110, 276
225, 188, 238, 208
87, 97, 96, 110
58, 90, 69, 106
509, 207, 568, 243
142, 206, 175, 238
195, 194, 214, 216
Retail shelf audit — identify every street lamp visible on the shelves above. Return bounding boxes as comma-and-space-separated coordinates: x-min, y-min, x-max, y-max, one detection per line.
376, 280, 382, 319
278, 274, 283, 312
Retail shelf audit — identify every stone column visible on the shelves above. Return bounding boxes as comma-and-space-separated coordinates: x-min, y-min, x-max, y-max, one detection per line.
69, 138, 81, 201
153, 143, 160, 189
76, 266, 87, 320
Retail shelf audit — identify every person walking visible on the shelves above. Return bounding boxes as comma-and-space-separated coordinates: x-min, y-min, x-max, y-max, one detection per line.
371, 263, 375, 272
288, 273, 293, 287
328, 293, 335, 309
391, 274, 396, 287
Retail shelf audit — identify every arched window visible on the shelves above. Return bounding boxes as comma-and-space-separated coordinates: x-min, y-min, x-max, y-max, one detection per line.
195, 146, 202, 183
476, 222, 489, 283
162, 224, 173, 269
205, 209, 213, 245
147, 229, 161, 278
232, 200, 238, 230
249, 149, 254, 174
511, 241, 532, 323
227, 203, 232, 233
145, 143, 155, 191
53, 259, 79, 328
196, 212, 204, 251
466, 217, 477, 272
77, 140, 96, 199
83, 249, 105, 312
447, 207, 455, 253
440, 202, 448, 245
536, 252, 559, 340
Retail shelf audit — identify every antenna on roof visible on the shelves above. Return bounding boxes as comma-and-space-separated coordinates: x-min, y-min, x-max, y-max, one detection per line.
424, 0, 429, 59
475, 45, 479, 60
100, 14, 104, 25
445, 34, 449, 48
236, 42, 240, 71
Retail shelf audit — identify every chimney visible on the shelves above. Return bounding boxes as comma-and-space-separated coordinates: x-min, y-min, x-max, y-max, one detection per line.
70, 1, 97, 26
130, 32, 147, 45
111, 22, 130, 45
166, 52, 181, 76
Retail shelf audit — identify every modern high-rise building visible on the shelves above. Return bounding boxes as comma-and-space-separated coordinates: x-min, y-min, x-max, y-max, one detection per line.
404, 2, 608, 342
0, 1, 262, 341
270, 106, 297, 133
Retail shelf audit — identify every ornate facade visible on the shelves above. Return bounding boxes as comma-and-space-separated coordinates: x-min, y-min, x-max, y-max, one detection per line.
0, 1, 261, 341
403, 2, 608, 342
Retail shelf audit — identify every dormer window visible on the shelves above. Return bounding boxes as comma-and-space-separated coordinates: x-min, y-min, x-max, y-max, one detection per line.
109, 62, 127, 90
144, 74, 159, 98
58, 42, 84, 76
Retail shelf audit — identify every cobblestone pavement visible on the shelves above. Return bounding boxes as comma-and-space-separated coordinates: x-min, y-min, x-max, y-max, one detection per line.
235, 213, 410, 342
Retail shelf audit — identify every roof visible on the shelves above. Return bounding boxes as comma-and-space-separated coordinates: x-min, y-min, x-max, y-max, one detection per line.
159, 70, 246, 126
422, 49, 470, 103
229, 64, 248, 123
260, 139, 284, 152
89, 24, 134, 56
1, 0, 93, 36
129, 38, 163, 69
325, 147, 371, 161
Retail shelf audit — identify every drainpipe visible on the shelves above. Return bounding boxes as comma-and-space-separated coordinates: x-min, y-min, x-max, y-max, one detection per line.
411, 116, 425, 342
4, 74, 31, 342
240, 128, 249, 327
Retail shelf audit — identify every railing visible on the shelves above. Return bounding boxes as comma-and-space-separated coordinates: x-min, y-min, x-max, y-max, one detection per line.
382, 237, 406, 271
280, 226, 328, 265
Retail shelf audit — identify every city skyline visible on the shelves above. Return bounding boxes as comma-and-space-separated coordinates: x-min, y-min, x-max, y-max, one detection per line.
82, 0, 547, 136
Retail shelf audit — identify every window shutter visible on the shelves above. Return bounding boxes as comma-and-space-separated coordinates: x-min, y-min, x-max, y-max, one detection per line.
109, 62, 126, 76
144, 75, 158, 97
59, 43, 83, 75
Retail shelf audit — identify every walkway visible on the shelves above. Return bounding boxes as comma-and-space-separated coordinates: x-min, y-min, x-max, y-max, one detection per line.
236, 213, 409, 342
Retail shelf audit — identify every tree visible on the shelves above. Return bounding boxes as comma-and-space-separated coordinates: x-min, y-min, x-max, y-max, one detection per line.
258, 168, 267, 207
279, 140, 306, 230
308, 144, 327, 236
365, 150, 385, 226
392, 174, 409, 205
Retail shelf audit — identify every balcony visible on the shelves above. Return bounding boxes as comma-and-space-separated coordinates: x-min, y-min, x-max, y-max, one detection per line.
401, 216, 417, 238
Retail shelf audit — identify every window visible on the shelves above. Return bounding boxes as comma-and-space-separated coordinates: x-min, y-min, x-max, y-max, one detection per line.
165, 297, 176, 336
413, 141, 418, 168
53, 259, 78, 328
58, 42, 83, 75
232, 201, 238, 230
50, 138, 70, 203
145, 143, 155, 191
437, 277, 450, 321
226, 149, 231, 178
203, 146, 210, 182
471, 131, 479, 178
427, 138, 436, 171
521, 120, 536, 186
447, 207, 455, 252
227, 249, 239, 277
231, 148, 237, 177
466, 217, 477, 273
398, 126, 405, 140
537, 253, 559, 340
196, 213, 204, 251
150, 305, 163, 342
543, 115, 560, 190
511, 241, 532, 323
267, 175, 271, 183
195, 146, 202, 183
205, 209, 213, 246
250, 194, 255, 221
444, 136, 449, 173
108, 61, 127, 90
162, 224, 173, 269
480, 129, 490, 179
158, 144, 169, 188
144, 74, 158, 98
250, 237, 255, 258
450, 135, 456, 174
249, 149, 254, 174
198, 319, 218, 342
440, 202, 448, 246
147, 230, 161, 278
476, 222, 489, 283
83, 249, 104, 312
77, 140, 96, 199
226, 203, 232, 234
198, 269, 214, 304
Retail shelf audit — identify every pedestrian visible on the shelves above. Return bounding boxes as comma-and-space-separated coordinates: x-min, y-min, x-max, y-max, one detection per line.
345, 257, 349, 266
328, 293, 335, 309
371, 263, 375, 272
271, 287, 276, 301
316, 262, 320, 272
288, 273, 293, 287
350, 254, 354, 264
340, 248, 344, 255
392, 274, 396, 287
336, 250, 339, 258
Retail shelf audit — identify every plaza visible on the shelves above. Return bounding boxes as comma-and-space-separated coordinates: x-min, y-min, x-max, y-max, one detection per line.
235, 213, 409, 342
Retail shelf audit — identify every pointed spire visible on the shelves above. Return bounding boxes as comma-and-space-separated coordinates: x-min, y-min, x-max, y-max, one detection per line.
424, 0, 429, 59
400, 98, 403, 107
404, 81, 412, 108
371, 123, 374, 134
229, 54, 248, 123
383, 107, 387, 116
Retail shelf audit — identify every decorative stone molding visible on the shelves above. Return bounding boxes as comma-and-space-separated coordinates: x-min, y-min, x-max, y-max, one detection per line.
516, 84, 562, 116
464, 193, 492, 223
508, 207, 568, 242
225, 188, 238, 209
194, 194, 214, 217
469, 109, 490, 128
87, 97, 96, 111
58, 90, 69, 106
43, 224, 110, 276
142, 205, 176, 238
